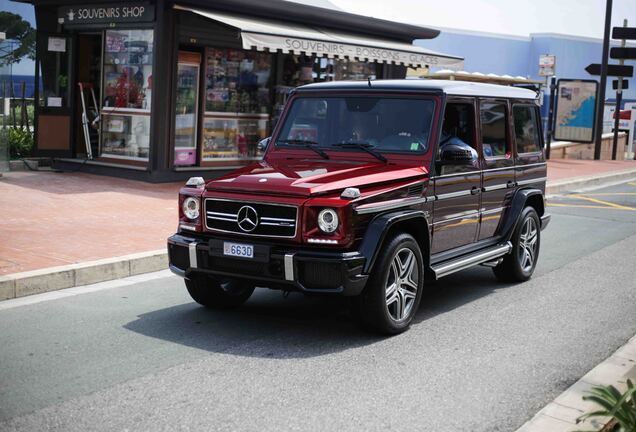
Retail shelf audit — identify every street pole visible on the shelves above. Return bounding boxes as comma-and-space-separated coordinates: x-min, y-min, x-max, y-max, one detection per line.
612, 19, 627, 160
594, 0, 613, 160
546, 76, 556, 159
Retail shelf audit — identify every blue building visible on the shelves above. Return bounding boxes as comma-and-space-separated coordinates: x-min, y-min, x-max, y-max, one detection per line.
417, 28, 636, 105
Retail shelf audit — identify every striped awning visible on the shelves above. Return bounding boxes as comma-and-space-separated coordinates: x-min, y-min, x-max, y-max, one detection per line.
175, 5, 464, 69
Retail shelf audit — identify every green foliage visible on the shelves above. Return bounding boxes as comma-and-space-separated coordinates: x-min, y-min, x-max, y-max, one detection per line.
8, 102, 34, 128
0, 12, 36, 65
577, 379, 636, 432
7, 127, 34, 159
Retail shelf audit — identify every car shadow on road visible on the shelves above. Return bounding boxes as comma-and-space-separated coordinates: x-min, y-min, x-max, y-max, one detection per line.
123, 266, 507, 359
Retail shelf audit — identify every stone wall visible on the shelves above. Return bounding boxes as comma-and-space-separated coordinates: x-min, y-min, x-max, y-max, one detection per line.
549, 132, 627, 160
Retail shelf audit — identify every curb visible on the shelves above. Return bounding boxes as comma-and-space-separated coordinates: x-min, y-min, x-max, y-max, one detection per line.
0, 250, 167, 301
515, 334, 636, 432
546, 168, 636, 195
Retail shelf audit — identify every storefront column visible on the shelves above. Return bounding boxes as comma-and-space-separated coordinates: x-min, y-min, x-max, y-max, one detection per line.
149, 0, 177, 179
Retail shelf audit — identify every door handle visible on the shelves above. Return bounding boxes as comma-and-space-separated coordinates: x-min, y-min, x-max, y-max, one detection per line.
506, 181, 515, 188
470, 187, 481, 195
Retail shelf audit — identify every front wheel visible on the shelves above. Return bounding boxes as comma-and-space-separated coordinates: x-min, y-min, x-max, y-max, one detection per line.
185, 275, 255, 309
493, 206, 541, 282
355, 233, 424, 335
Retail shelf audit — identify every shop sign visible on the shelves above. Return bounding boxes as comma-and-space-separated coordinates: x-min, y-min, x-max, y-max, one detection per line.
58, 3, 155, 25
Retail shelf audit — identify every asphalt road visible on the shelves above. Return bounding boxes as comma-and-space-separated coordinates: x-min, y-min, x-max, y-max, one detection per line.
1, 181, 636, 432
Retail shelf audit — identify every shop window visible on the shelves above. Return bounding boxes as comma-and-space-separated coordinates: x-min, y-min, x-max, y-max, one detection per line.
202, 48, 272, 161
174, 53, 201, 167
100, 29, 154, 160
38, 35, 72, 108
480, 101, 509, 159
513, 105, 541, 154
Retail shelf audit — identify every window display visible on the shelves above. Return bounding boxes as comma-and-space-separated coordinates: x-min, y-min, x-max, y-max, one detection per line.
202, 48, 272, 161
100, 29, 153, 160
202, 114, 268, 160
101, 110, 151, 159
204, 48, 271, 114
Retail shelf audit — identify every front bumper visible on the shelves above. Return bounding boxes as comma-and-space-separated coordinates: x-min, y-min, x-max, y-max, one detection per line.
167, 234, 368, 296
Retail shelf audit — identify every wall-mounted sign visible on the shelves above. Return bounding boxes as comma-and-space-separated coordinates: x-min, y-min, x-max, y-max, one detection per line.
539, 54, 556, 77
47, 37, 66, 52
58, 3, 155, 26
554, 79, 598, 143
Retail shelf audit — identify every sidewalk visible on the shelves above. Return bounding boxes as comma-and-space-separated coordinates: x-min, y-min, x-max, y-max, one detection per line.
0, 159, 635, 289
0, 172, 180, 276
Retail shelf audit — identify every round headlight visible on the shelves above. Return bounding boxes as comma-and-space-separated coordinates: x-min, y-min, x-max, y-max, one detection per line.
182, 197, 200, 220
317, 208, 339, 234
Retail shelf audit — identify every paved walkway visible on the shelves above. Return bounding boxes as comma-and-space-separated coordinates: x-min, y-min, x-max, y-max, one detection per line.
1, 159, 635, 276
0, 172, 180, 275
547, 159, 636, 182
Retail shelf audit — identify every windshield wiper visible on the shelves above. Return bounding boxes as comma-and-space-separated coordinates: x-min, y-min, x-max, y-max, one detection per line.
332, 142, 387, 163
276, 139, 329, 160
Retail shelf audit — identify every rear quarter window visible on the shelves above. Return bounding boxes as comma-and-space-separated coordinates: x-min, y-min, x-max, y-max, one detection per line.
513, 105, 541, 154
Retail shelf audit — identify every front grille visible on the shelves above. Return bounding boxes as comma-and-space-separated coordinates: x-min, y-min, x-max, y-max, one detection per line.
205, 199, 298, 238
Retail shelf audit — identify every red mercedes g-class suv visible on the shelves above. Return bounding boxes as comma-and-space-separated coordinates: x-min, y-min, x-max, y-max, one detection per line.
168, 79, 550, 334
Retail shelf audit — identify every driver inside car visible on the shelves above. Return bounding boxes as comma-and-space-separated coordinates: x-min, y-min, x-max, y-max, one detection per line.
439, 107, 479, 161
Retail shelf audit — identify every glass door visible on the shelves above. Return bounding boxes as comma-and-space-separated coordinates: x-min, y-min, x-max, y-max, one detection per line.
174, 52, 201, 166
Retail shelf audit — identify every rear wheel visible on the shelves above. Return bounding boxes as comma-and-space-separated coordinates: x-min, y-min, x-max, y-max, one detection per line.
185, 275, 255, 309
355, 233, 424, 335
493, 206, 540, 282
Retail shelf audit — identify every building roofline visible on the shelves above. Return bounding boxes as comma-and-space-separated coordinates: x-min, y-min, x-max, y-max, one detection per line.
417, 26, 531, 42
18, 0, 441, 42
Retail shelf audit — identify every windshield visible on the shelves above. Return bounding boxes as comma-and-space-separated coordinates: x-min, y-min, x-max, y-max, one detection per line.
274, 96, 436, 155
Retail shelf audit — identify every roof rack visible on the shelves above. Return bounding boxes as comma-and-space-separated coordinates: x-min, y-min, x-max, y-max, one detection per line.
407, 68, 543, 86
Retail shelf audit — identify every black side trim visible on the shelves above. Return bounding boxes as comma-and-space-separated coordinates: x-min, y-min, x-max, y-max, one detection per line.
359, 210, 429, 274
500, 188, 544, 241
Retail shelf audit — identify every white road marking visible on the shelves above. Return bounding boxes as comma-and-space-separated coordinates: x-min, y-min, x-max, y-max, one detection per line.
0, 270, 175, 311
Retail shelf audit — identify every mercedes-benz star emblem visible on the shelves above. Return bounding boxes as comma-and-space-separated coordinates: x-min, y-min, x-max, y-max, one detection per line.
237, 206, 259, 232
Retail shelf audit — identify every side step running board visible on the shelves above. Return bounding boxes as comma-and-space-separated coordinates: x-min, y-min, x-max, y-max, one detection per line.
431, 242, 512, 279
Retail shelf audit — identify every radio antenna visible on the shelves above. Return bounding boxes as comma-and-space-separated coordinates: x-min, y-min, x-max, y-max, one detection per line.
367, 76, 372, 87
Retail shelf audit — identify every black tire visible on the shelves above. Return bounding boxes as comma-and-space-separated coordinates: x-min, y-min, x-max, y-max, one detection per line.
354, 232, 425, 335
493, 206, 541, 282
185, 275, 255, 309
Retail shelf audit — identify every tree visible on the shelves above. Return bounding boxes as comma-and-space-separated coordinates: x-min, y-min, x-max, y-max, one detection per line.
0, 12, 36, 66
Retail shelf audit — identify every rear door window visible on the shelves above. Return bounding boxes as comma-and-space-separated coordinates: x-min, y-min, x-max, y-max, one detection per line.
513, 105, 541, 154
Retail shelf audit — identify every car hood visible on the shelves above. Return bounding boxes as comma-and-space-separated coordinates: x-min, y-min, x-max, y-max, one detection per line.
205, 159, 428, 197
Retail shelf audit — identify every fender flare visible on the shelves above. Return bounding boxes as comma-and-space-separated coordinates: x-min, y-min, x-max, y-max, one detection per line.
358, 210, 429, 274
500, 188, 544, 241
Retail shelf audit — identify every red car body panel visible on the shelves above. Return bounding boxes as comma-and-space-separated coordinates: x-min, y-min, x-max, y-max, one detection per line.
205, 157, 430, 198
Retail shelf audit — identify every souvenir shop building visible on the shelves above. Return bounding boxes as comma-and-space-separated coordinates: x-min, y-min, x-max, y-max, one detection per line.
24, 0, 463, 181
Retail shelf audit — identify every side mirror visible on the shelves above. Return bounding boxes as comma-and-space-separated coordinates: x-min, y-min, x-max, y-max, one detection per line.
257, 137, 271, 152
438, 145, 476, 165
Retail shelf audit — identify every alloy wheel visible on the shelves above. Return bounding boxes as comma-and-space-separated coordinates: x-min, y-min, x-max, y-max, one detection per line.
385, 247, 419, 321
518, 217, 538, 272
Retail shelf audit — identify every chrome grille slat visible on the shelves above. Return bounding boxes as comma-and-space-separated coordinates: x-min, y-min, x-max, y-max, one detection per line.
204, 198, 298, 238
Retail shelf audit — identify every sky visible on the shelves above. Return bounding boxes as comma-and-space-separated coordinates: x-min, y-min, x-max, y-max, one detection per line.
1, 0, 36, 75
1, 0, 636, 75
326, 0, 636, 39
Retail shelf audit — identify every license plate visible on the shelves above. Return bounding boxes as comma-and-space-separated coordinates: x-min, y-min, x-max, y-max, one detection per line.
223, 242, 254, 259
